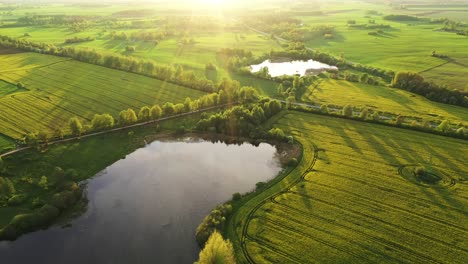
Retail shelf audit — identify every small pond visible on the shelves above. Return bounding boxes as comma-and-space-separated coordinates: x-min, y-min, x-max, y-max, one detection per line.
0, 139, 281, 264
250, 59, 338, 77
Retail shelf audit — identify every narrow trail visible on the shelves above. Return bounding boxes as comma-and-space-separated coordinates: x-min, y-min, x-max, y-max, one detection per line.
239, 137, 319, 263
419, 61, 451, 74
0, 103, 234, 158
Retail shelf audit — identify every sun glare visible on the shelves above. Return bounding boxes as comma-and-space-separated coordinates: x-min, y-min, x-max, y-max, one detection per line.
205, 0, 225, 5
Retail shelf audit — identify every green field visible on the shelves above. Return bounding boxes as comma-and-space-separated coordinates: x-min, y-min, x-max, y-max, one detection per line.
0, 51, 206, 138
229, 111, 467, 263
301, 79, 468, 123
0, 26, 280, 81
296, 6, 468, 91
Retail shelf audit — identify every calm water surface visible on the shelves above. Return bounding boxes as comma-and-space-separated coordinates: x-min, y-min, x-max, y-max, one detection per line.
0, 139, 281, 264
250, 59, 338, 77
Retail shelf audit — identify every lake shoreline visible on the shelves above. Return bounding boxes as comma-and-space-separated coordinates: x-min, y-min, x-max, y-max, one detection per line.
0, 129, 297, 263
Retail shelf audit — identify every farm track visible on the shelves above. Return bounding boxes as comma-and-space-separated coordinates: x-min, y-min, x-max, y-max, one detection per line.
303, 171, 467, 215
0, 103, 235, 158
258, 215, 389, 262
0, 59, 208, 138
419, 61, 451, 74
277, 119, 466, 165
238, 112, 467, 263
269, 201, 443, 264
281, 190, 467, 254
3, 71, 129, 112
0, 100, 58, 131
258, 207, 423, 264
32, 67, 168, 106
245, 233, 304, 264
277, 115, 466, 150
290, 181, 468, 238
240, 138, 319, 263
281, 123, 465, 170
14, 71, 139, 110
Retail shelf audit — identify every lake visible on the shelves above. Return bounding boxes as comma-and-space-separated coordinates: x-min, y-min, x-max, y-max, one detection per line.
250, 59, 338, 77
0, 139, 281, 264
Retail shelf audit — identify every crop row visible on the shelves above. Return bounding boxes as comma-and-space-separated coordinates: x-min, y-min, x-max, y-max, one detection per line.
278, 113, 466, 151
278, 118, 466, 170
268, 193, 467, 263
44, 61, 205, 102
242, 112, 467, 264
287, 182, 468, 241
303, 170, 466, 216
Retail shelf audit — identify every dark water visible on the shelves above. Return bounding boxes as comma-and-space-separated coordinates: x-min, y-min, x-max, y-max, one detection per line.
0, 139, 281, 264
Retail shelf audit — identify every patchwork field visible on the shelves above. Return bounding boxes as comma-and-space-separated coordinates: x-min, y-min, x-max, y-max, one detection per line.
298, 8, 468, 91
301, 79, 468, 123
231, 111, 468, 263
0, 51, 206, 138
0, 25, 280, 81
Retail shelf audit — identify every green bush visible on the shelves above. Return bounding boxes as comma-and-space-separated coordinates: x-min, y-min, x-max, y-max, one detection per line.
195, 204, 233, 246
342, 105, 353, 117
232, 192, 241, 201
65, 169, 79, 181
8, 194, 27, 206
0, 204, 60, 240
256, 181, 266, 190
50, 190, 80, 210
320, 104, 329, 114
0, 177, 15, 197
268, 128, 286, 141
288, 158, 298, 166
414, 166, 427, 176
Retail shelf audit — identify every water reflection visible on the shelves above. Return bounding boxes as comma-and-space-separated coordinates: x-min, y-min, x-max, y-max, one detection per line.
250, 59, 338, 77
0, 139, 281, 264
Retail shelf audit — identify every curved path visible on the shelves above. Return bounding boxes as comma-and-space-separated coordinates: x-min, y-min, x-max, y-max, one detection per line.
236, 135, 319, 263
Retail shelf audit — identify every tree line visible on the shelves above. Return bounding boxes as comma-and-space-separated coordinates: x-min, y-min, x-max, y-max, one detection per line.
292, 103, 467, 139
195, 97, 285, 140
109, 30, 173, 43
392, 72, 468, 107
22, 79, 256, 145
0, 35, 217, 93
64, 36, 95, 44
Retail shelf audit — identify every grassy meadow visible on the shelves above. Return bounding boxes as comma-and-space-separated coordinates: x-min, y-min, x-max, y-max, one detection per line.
0, 25, 281, 82
0, 51, 206, 138
301, 78, 468, 123
229, 111, 468, 263
294, 5, 468, 91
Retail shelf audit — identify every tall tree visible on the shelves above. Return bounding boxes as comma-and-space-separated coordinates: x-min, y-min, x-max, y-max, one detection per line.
162, 102, 176, 117
38, 131, 50, 145
138, 106, 151, 121
342, 105, 353, 117
91, 114, 114, 130
69, 117, 83, 136
150, 105, 162, 120
119, 109, 138, 125
195, 231, 236, 264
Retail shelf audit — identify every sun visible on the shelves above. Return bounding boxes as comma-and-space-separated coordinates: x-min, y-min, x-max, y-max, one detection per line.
205, 0, 225, 5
